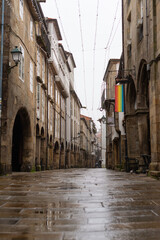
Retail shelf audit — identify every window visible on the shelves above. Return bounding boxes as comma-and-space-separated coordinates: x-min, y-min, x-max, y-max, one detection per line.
50, 105, 53, 131
55, 88, 58, 103
48, 70, 50, 96
42, 55, 45, 83
19, 45, 24, 81
137, 0, 143, 42
36, 83, 40, 119
50, 74, 53, 98
55, 112, 57, 137
138, 23, 143, 42
42, 90, 45, 122
30, 18, 33, 40
140, 0, 143, 18
48, 102, 50, 130
128, 0, 131, 6
19, 0, 23, 20
30, 60, 33, 93
37, 48, 40, 76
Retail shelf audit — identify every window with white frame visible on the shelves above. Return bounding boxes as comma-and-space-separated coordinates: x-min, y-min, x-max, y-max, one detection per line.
140, 0, 143, 18
50, 74, 53, 98
37, 48, 40, 76
55, 88, 57, 103
36, 83, 40, 119
42, 55, 45, 83
42, 90, 45, 122
30, 18, 33, 40
48, 102, 50, 130
19, 45, 24, 81
30, 60, 33, 93
48, 70, 50, 96
55, 111, 58, 138
50, 104, 53, 132
19, 0, 23, 20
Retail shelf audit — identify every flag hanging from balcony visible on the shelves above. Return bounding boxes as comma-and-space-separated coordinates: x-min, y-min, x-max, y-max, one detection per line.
115, 85, 124, 112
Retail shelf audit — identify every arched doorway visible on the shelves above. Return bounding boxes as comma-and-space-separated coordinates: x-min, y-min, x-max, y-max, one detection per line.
137, 60, 151, 169
53, 141, 59, 169
40, 127, 45, 170
35, 124, 41, 171
60, 142, 65, 168
125, 77, 140, 170
12, 108, 32, 172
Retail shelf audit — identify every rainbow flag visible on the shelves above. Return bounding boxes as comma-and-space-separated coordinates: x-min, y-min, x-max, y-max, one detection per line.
115, 85, 124, 112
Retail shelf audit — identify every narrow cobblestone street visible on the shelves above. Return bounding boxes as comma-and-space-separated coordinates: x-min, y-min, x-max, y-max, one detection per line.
0, 169, 160, 240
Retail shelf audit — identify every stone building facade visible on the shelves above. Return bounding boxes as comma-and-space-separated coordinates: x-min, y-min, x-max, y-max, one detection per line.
80, 115, 97, 168
0, 0, 97, 174
102, 59, 126, 170
122, 0, 160, 175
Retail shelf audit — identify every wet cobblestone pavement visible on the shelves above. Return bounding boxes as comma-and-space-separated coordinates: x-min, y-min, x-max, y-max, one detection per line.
0, 169, 160, 240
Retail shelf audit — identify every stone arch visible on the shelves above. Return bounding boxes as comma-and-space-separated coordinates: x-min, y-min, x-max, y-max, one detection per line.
137, 59, 151, 167
40, 127, 45, 170
50, 135, 53, 144
137, 59, 149, 108
53, 141, 60, 169
60, 142, 65, 168
36, 124, 40, 136
61, 142, 64, 152
41, 127, 44, 137
125, 77, 140, 170
54, 141, 59, 152
12, 107, 32, 172
126, 76, 137, 114
35, 123, 41, 171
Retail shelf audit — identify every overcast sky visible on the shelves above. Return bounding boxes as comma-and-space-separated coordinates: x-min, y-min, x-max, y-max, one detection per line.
41, 0, 122, 130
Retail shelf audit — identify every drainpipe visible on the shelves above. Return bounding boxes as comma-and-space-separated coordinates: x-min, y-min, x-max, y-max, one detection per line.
0, 0, 5, 124
122, 0, 129, 171
146, 0, 149, 59
46, 61, 48, 170
59, 95, 61, 169
64, 98, 67, 168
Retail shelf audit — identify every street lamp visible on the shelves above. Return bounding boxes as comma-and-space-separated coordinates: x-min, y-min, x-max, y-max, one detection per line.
9, 46, 22, 71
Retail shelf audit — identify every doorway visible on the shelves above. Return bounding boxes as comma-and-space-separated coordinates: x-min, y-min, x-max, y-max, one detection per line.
12, 108, 32, 172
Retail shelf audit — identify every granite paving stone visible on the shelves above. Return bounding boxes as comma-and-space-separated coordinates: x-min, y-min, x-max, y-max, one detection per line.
0, 169, 160, 239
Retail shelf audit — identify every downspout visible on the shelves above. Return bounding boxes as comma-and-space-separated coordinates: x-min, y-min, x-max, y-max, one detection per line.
0, 0, 5, 123
64, 98, 67, 168
59, 94, 61, 169
53, 79, 56, 165
122, 0, 129, 171
146, 0, 149, 59
46, 61, 48, 170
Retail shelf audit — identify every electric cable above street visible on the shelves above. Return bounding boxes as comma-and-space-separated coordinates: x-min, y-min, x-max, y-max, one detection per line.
92, 0, 100, 111
103, 0, 119, 72
77, 0, 87, 109
54, 0, 71, 53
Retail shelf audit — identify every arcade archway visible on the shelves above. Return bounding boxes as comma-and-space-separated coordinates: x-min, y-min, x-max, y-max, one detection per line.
12, 108, 32, 172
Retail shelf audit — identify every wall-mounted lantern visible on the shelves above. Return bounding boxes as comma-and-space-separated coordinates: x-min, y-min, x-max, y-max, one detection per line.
8, 46, 22, 71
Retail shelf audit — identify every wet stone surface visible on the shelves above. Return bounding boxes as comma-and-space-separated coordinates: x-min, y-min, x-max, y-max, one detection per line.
0, 169, 160, 239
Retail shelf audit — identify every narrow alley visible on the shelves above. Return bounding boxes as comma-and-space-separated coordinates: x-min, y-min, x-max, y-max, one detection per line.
0, 169, 160, 240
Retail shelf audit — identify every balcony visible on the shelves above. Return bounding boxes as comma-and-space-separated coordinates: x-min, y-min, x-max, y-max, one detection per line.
36, 24, 51, 57
55, 75, 69, 98
27, 0, 51, 57
101, 89, 106, 109
48, 36, 59, 74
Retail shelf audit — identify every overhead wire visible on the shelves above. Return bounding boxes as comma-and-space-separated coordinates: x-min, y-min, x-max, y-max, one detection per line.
53, 0, 79, 100
108, 17, 121, 52
54, 0, 71, 53
77, 0, 87, 109
103, 0, 119, 72
92, 0, 100, 111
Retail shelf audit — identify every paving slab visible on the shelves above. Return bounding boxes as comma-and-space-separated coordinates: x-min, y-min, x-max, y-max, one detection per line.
0, 169, 160, 239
